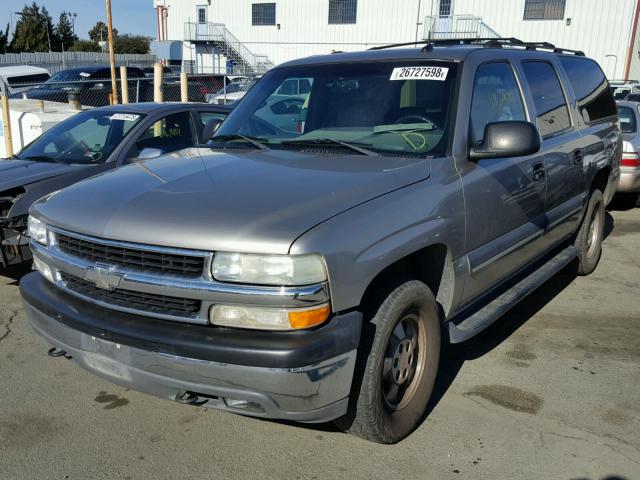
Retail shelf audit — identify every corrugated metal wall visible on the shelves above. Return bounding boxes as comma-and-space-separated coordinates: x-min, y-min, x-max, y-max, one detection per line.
156, 0, 640, 78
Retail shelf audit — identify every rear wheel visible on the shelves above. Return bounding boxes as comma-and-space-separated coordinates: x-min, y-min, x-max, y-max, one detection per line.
336, 280, 441, 444
575, 189, 605, 275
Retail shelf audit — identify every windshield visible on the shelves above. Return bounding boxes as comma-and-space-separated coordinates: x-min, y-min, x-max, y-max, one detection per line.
216, 61, 457, 156
16, 110, 144, 165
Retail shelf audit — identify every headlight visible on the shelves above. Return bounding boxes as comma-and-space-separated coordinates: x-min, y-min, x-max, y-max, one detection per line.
212, 252, 327, 286
28, 215, 47, 245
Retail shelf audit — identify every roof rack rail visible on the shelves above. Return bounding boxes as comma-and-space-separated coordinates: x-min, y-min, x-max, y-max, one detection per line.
368, 37, 585, 56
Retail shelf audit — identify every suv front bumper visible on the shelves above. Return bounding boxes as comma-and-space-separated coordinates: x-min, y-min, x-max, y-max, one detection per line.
21, 273, 361, 423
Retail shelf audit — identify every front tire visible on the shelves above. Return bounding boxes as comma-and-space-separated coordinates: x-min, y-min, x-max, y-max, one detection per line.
575, 189, 605, 275
336, 280, 441, 444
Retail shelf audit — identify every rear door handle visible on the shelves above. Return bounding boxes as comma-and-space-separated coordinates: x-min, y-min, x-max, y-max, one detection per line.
573, 149, 583, 165
533, 162, 545, 181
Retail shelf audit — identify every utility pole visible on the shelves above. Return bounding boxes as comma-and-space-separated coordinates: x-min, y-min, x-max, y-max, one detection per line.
106, 0, 118, 104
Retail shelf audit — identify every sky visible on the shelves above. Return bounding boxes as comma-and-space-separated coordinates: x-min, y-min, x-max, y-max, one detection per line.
1, 0, 157, 39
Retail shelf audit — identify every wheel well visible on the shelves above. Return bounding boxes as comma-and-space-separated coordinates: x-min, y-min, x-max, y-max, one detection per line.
359, 244, 454, 318
591, 166, 610, 194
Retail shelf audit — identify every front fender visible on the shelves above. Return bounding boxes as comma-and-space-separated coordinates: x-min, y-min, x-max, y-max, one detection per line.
289, 179, 466, 313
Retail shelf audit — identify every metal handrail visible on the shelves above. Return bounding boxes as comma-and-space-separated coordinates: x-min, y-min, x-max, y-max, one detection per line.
184, 22, 273, 73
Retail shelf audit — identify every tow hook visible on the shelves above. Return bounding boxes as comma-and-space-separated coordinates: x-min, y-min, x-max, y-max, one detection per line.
175, 391, 211, 407
47, 347, 72, 360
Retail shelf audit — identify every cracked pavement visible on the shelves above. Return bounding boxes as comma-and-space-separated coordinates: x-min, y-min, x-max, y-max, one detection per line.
0, 208, 638, 480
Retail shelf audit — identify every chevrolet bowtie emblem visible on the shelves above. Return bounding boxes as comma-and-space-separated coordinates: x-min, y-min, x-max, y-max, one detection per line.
84, 263, 123, 291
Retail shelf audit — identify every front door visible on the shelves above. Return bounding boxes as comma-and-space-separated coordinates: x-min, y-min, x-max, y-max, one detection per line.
459, 60, 547, 305
434, 0, 454, 37
196, 6, 208, 37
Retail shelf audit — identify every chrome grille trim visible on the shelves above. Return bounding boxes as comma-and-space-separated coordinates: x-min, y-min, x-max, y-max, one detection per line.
31, 228, 330, 325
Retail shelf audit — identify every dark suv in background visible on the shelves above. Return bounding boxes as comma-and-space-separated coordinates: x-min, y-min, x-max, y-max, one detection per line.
22, 38, 620, 443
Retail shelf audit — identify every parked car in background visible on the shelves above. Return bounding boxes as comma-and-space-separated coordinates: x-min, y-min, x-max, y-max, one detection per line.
0, 65, 50, 96
16, 66, 147, 106
208, 76, 260, 104
21, 39, 620, 444
0, 102, 233, 269
610, 80, 640, 100
616, 101, 640, 207
141, 66, 173, 77
623, 93, 640, 102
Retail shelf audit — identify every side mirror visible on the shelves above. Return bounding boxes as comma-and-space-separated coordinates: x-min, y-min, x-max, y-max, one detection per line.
138, 147, 164, 159
469, 121, 541, 161
202, 118, 224, 141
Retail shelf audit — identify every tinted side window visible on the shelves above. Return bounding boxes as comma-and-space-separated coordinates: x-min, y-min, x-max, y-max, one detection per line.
470, 62, 526, 144
617, 106, 637, 133
127, 112, 196, 158
559, 57, 616, 123
522, 61, 571, 138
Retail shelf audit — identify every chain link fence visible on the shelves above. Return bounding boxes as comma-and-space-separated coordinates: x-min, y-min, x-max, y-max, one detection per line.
5, 73, 260, 108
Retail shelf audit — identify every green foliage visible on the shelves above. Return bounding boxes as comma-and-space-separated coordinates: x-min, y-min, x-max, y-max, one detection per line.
9, 2, 60, 52
57, 12, 77, 51
67, 39, 100, 52
114, 35, 150, 54
0, 24, 9, 54
88, 21, 118, 43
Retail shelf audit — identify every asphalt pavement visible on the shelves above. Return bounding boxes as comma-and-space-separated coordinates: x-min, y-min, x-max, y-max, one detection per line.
0, 208, 638, 480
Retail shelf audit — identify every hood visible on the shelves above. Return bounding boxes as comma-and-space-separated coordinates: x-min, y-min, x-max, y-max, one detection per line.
0, 159, 77, 193
34, 148, 430, 254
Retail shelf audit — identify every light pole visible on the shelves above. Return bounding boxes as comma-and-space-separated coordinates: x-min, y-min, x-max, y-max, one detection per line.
605, 54, 618, 80
64, 11, 77, 36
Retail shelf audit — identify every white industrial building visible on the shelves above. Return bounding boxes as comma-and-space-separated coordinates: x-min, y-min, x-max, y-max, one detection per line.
152, 0, 640, 79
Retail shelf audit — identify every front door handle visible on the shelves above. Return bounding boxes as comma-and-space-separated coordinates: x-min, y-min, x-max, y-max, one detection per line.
533, 162, 545, 181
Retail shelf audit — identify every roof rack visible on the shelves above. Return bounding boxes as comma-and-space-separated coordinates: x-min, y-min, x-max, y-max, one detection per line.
368, 37, 585, 56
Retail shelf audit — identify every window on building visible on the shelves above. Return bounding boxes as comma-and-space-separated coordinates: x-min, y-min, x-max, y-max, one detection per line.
523, 0, 565, 20
522, 61, 571, 137
252, 3, 276, 26
328, 0, 357, 24
439, 0, 453, 18
469, 62, 526, 144
559, 56, 617, 123
197, 7, 206, 24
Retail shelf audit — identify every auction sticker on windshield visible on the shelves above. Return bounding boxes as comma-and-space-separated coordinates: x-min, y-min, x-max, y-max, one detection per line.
390, 66, 449, 81
109, 113, 140, 122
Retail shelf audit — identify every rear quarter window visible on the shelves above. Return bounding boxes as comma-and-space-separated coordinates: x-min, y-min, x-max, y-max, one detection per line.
617, 106, 637, 133
559, 56, 617, 123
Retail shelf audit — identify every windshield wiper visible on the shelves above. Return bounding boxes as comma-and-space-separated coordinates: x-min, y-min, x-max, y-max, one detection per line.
208, 134, 269, 150
281, 138, 379, 156
22, 155, 66, 165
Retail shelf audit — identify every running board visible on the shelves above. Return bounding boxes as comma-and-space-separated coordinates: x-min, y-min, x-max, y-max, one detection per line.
448, 246, 578, 343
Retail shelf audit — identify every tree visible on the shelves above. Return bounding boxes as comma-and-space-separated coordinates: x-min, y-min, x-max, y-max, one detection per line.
114, 35, 150, 54
67, 39, 100, 52
0, 24, 9, 54
88, 21, 117, 43
10, 2, 59, 52
56, 12, 77, 51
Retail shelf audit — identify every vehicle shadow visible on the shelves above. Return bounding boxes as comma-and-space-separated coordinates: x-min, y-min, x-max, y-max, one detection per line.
0, 263, 32, 285
424, 263, 578, 421
276, 259, 582, 438
604, 211, 615, 240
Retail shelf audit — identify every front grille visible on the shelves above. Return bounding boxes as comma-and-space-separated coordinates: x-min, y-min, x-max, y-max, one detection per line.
56, 234, 206, 278
61, 273, 202, 318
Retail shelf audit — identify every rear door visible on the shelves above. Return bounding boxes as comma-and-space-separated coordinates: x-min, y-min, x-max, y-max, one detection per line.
518, 59, 585, 246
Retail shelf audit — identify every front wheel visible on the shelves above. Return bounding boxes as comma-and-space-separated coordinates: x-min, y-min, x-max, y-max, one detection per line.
336, 280, 441, 444
575, 189, 605, 275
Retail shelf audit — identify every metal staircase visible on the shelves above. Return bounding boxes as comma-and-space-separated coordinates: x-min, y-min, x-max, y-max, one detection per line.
184, 22, 275, 75
423, 15, 500, 40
